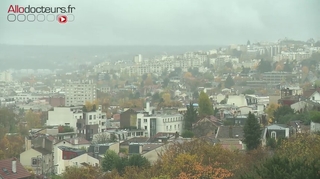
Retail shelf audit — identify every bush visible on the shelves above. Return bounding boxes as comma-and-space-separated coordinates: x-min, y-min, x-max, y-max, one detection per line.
181, 130, 194, 138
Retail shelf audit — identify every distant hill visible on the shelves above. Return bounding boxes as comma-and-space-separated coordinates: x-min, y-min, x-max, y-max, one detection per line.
0, 45, 222, 70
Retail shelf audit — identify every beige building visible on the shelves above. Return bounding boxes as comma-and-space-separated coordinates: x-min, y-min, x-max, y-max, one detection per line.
20, 147, 54, 176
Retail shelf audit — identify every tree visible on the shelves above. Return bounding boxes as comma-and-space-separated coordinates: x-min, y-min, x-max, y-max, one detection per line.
242, 89, 255, 95
0, 135, 24, 160
198, 91, 214, 116
127, 155, 150, 168
62, 165, 102, 179
162, 78, 170, 88
183, 72, 193, 78
144, 74, 153, 86
0, 108, 17, 138
273, 105, 294, 123
181, 130, 194, 138
265, 103, 280, 120
93, 133, 110, 144
224, 75, 235, 88
257, 59, 272, 73
243, 112, 261, 150
24, 110, 41, 128
283, 60, 292, 72
184, 103, 197, 131
241, 155, 320, 179
102, 150, 121, 172
154, 139, 236, 179
192, 91, 199, 100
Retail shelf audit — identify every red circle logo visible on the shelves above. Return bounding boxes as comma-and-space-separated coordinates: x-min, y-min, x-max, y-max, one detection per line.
58, 15, 67, 24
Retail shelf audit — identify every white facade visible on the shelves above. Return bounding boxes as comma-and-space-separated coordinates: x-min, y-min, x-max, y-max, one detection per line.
311, 121, 320, 133
137, 113, 184, 137
47, 106, 83, 129
134, 54, 142, 63
65, 80, 97, 106
55, 149, 99, 174
84, 106, 107, 133
310, 91, 320, 103
0, 71, 13, 82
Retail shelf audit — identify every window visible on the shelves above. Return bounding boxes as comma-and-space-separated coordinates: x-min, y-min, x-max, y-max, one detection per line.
31, 158, 38, 166
271, 131, 276, 139
144, 126, 147, 130
144, 119, 147, 123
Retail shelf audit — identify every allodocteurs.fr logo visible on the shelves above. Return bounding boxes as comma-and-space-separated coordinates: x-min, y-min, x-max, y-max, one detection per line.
7, 5, 76, 24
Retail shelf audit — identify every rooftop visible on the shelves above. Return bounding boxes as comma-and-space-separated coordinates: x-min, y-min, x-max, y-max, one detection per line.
58, 146, 86, 154
216, 126, 244, 139
0, 158, 31, 179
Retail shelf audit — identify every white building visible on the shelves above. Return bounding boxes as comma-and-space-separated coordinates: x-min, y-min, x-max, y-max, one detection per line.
0, 71, 13, 82
55, 146, 99, 175
134, 54, 142, 63
136, 113, 184, 137
83, 107, 107, 133
47, 105, 107, 133
65, 80, 96, 106
47, 106, 84, 130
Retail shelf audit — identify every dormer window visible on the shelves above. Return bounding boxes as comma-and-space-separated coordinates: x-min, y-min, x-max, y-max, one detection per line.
271, 131, 276, 139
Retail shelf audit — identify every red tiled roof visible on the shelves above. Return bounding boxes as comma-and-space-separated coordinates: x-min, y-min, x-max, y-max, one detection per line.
0, 158, 31, 179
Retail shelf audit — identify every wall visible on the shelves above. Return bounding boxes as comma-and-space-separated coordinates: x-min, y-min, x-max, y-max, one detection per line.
57, 153, 99, 174
311, 121, 320, 133
47, 108, 78, 129
20, 149, 53, 176
310, 92, 320, 103
108, 142, 120, 154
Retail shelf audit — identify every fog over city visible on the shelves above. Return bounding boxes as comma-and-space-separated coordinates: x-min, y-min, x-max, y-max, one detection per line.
1, 0, 320, 179
0, 0, 319, 46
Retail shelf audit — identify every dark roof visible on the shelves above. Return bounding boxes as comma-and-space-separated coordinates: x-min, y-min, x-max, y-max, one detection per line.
216, 126, 244, 139
33, 147, 51, 155
303, 88, 320, 98
64, 137, 90, 145
0, 158, 31, 179
58, 146, 85, 155
120, 137, 149, 145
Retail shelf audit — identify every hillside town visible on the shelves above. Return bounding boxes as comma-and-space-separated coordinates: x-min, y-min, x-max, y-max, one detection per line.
1, 38, 320, 179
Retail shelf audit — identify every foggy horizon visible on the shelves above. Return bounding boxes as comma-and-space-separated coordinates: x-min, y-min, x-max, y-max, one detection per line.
1, 0, 319, 46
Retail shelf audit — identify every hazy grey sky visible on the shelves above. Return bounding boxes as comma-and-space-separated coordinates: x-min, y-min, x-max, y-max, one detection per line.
0, 0, 319, 46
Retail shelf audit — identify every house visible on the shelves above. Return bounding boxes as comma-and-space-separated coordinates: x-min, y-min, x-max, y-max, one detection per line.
120, 137, 149, 150
87, 142, 120, 160
310, 121, 320, 133
120, 108, 138, 128
20, 147, 53, 177
56, 146, 99, 174
0, 158, 31, 179
192, 116, 220, 137
55, 137, 91, 150
225, 115, 248, 126
214, 126, 245, 150
262, 124, 291, 146
290, 101, 308, 113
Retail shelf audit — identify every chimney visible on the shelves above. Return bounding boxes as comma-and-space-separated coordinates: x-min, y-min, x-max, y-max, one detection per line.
146, 102, 150, 114
12, 158, 17, 173
74, 138, 78, 145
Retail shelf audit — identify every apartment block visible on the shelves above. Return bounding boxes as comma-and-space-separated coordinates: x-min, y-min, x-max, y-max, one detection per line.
65, 80, 96, 106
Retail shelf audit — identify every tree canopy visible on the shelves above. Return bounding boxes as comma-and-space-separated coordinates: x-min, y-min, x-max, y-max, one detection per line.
243, 112, 261, 151
198, 91, 214, 116
224, 75, 235, 88
257, 59, 272, 73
